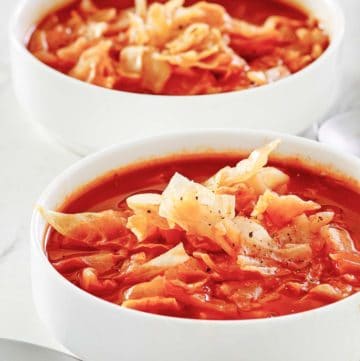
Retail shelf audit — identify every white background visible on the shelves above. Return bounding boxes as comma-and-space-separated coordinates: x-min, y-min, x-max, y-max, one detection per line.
0, 0, 359, 355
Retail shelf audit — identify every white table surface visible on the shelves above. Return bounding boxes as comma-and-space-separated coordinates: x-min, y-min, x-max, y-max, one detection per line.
0, 0, 359, 356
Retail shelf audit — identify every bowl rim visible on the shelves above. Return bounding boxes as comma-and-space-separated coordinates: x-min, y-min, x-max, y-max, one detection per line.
10, 0, 345, 99
31, 128, 360, 326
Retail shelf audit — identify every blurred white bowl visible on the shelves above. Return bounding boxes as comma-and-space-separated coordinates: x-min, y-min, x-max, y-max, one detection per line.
31, 129, 360, 361
10, 0, 345, 154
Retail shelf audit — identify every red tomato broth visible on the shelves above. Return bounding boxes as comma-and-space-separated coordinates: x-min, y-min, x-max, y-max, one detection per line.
46, 154, 360, 320
26, 0, 329, 95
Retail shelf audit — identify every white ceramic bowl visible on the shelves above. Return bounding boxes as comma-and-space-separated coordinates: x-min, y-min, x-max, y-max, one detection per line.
31, 129, 360, 361
10, 0, 344, 155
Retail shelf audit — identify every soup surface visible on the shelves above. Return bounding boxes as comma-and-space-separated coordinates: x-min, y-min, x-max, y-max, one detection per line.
27, 0, 329, 95
42, 141, 360, 320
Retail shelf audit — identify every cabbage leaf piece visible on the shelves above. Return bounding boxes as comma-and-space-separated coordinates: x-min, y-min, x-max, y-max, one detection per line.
322, 226, 360, 275
53, 252, 122, 274
119, 242, 191, 285
38, 207, 129, 244
306, 283, 351, 302
122, 296, 181, 315
251, 190, 320, 227
126, 193, 168, 241
329, 252, 360, 274
236, 255, 278, 276
321, 226, 356, 253
159, 173, 236, 255
204, 139, 281, 193
274, 212, 334, 248
245, 166, 289, 195
79, 267, 118, 295
124, 275, 166, 300
274, 243, 312, 264
146, 242, 190, 267
217, 216, 276, 258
